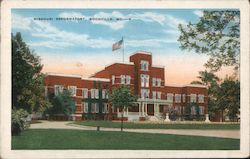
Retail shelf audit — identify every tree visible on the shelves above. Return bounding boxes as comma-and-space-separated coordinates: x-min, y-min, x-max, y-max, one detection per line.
46, 90, 76, 120
216, 77, 240, 121
109, 86, 137, 131
178, 10, 240, 72
191, 70, 220, 87
12, 32, 49, 113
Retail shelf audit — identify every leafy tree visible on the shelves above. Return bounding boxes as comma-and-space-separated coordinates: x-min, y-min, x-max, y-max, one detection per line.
191, 70, 220, 119
178, 10, 240, 72
12, 32, 49, 113
109, 86, 137, 131
46, 90, 76, 120
216, 77, 240, 121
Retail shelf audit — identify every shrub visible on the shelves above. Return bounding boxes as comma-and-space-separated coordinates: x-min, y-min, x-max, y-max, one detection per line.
12, 108, 30, 135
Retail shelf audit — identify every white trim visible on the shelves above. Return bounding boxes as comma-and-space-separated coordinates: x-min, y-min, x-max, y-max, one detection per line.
81, 77, 110, 82
46, 72, 82, 78
105, 62, 134, 68
184, 84, 208, 88
165, 84, 207, 88
130, 51, 152, 56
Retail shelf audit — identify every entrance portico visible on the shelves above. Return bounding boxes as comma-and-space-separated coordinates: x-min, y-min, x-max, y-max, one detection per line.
137, 98, 172, 117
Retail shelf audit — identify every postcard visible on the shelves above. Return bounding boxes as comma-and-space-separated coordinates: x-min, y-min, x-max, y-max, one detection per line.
1, 0, 249, 158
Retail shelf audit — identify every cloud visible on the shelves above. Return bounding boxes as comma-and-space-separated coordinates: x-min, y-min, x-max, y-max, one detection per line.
193, 10, 204, 17
58, 11, 187, 30
12, 13, 32, 30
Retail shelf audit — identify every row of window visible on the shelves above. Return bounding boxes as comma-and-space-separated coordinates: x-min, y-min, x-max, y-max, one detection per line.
140, 90, 204, 103
112, 75, 131, 85
54, 85, 108, 99
166, 93, 204, 103
82, 103, 109, 113
174, 106, 205, 115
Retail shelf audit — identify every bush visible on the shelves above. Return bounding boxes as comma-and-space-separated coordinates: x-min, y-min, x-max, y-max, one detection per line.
12, 108, 30, 135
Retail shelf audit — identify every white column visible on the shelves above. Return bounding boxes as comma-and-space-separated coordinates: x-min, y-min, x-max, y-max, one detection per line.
138, 103, 141, 116
117, 108, 119, 117
126, 107, 129, 116
145, 103, 147, 115
142, 102, 145, 116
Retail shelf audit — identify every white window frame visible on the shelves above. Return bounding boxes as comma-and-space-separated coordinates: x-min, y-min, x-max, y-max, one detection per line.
102, 103, 109, 113
68, 86, 77, 96
120, 75, 126, 84
82, 88, 88, 98
140, 60, 149, 71
102, 90, 106, 99
182, 94, 186, 102
157, 78, 161, 87
198, 94, 204, 103
152, 91, 156, 99
199, 106, 204, 115
190, 94, 197, 103
175, 94, 181, 103
95, 89, 99, 99
91, 89, 96, 99
54, 85, 64, 96
126, 75, 131, 84
157, 92, 161, 99
83, 102, 88, 113
95, 103, 99, 113
141, 89, 150, 99
112, 75, 115, 85
167, 93, 173, 102
152, 78, 156, 86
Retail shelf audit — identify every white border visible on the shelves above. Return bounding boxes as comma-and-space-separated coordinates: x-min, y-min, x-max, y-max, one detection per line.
1, 0, 249, 158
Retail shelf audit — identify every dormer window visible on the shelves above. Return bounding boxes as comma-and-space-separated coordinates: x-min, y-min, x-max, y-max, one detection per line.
140, 60, 149, 71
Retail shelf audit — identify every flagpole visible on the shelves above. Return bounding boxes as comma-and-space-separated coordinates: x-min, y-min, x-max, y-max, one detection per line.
122, 36, 124, 63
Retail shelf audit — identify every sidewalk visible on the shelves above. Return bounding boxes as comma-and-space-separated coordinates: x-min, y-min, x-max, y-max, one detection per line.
30, 120, 240, 139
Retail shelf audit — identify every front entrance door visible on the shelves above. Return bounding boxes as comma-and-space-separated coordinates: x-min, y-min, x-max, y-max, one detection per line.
147, 104, 154, 116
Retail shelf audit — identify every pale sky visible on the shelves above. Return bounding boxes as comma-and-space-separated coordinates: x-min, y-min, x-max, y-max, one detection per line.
11, 9, 234, 85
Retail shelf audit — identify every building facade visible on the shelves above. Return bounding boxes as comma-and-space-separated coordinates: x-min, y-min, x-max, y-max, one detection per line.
45, 51, 209, 121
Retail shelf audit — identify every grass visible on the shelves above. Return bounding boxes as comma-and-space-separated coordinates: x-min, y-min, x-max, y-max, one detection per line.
12, 129, 239, 150
73, 121, 240, 130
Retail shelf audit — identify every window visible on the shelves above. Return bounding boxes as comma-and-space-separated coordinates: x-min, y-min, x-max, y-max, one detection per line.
152, 78, 156, 86
102, 103, 109, 113
175, 106, 181, 114
82, 88, 88, 98
190, 94, 197, 103
175, 94, 181, 103
141, 89, 150, 99
191, 106, 196, 115
157, 78, 161, 87
126, 75, 131, 84
95, 89, 99, 99
102, 90, 106, 99
83, 102, 88, 113
91, 89, 99, 99
157, 92, 161, 99
91, 103, 99, 113
167, 93, 173, 102
120, 75, 126, 84
54, 85, 64, 96
141, 74, 149, 87
91, 103, 96, 113
68, 86, 77, 96
112, 75, 115, 84
140, 60, 149, 71
199, 106, 204, 115
182, 94, 186, 102
198, 94, 204, 103
152, 91, 156, 99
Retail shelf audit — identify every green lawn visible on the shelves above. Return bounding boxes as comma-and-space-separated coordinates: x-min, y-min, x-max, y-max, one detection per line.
12, 129, 239, 150
73, 121, 240, 129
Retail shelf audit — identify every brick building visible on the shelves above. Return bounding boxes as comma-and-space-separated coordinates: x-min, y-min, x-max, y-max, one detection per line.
45, 51, 210, 122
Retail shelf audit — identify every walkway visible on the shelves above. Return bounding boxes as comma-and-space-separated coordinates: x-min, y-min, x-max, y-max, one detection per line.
30, 120, 240, 139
